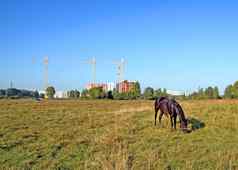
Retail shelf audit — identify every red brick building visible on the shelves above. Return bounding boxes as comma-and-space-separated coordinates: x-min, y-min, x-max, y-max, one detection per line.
116, 80, 136, 93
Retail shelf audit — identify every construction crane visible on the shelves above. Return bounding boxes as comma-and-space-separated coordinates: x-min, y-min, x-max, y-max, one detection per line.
31, 56, 48, 91
43, 56, 49, 90
113, 58, 126, 83
113, 58, 126, 93
80, 57, 96, 84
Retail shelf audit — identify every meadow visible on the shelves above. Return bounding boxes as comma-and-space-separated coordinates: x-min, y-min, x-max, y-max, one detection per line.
0, 99, 238, 170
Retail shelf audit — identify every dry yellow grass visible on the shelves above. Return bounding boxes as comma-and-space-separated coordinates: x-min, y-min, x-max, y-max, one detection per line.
0, 99, 238, 169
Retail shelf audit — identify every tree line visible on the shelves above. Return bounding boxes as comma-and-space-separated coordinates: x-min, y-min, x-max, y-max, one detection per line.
188, 86, 220, 100
187, 80, 238, 100
224, 80, 238, 99
2, 80, 238, 100
77, 83, 169, 100
0, 88, 39, 99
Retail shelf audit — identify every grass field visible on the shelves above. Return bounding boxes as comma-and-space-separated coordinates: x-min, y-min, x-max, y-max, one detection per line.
0, 99, 238, 170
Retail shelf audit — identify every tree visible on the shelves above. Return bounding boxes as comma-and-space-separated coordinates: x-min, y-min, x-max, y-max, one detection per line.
213, 86, 219, 99
33, 91, 39, 98
134, 81, 141, 98
74, 90, 80, 98
88, 87, 105, 99
68, 90, 75, 98
112, 88, 120, 99
46, 86, 55, 99
143, 87, 154, 100
205, 86, 214, 99
6, 88, 21, 97
224, 84, 234, 99
68, 90, 80, 98
0, 89, 6, 97
39, 93, 45, 99
198, 88, 205, 99
81, 89, 89, 99
112, 90, 136, 100
106, 90, 113, 99
154, 88, 162, 98
232, 81, 238, 98
162, 88, 168, 97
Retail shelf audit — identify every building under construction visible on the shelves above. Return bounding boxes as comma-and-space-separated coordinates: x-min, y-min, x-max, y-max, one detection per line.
116, 80, 136, 93
86, 82, 115, 92
86, 80, 136, 93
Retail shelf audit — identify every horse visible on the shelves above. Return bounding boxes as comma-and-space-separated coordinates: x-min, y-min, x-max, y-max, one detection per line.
154, 97, 188, 130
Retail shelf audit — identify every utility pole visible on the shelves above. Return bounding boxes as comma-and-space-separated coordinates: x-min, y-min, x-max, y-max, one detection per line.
43, 56, 49, 90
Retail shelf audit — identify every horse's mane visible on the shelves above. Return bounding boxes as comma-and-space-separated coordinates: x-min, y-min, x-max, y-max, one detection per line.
175, 103, 187, 125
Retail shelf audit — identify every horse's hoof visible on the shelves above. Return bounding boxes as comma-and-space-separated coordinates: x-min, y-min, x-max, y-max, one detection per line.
181, 128, 191, 133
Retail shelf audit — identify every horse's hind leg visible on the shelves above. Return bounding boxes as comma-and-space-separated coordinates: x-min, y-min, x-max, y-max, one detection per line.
170, 116, 174, 129
155, 108, 159, 126
159, 111, 164, 126
173, 114, 177, 130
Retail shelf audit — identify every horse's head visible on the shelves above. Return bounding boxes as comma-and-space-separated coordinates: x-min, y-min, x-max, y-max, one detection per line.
180, 118, 188, 129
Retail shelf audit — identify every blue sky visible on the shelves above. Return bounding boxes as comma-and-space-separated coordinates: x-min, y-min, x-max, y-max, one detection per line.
1, 0, 238, 92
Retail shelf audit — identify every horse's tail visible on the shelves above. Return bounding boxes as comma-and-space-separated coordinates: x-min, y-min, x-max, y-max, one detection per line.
154, 98, 160, 126
155, 98, 162, 113
154, 98, 158, 112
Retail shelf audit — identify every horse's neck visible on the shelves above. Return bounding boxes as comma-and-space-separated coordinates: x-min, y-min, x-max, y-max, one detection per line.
177, 105, 186, 122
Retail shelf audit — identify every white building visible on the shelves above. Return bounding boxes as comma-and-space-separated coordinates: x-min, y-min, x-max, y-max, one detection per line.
54, 91, 68, 98
39, 90, 46, 95
107, 82, 115, 91
167, 90, 185, 96
86, 82, 115, 92
39, 90, 68, 98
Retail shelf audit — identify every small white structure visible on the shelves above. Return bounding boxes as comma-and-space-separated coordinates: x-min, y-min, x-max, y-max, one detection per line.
38, 90, 68, 98
167, 90, 185, 96
39, 90, 46, 95
107, 82, 115, 91
54, 91, 68, 98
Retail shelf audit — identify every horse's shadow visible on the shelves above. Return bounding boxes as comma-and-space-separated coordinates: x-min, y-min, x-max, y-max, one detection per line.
187, 117, 205, 131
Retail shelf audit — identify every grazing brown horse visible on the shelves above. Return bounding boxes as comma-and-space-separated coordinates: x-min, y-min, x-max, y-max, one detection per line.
154, 97, 188, 130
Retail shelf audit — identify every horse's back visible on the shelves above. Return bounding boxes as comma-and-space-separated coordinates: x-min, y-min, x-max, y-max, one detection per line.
155, 96, 168, 105
158, 96, 168, 103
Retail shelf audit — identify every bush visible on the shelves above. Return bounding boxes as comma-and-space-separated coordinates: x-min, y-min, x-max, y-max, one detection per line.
46, 86, 56, 99
0, 89, 6, 97
88, 87, 105, 99
6, 88, 21, 97
106, 91, 113, 99
39, 93, 45, 98
143, 87, 154, 100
